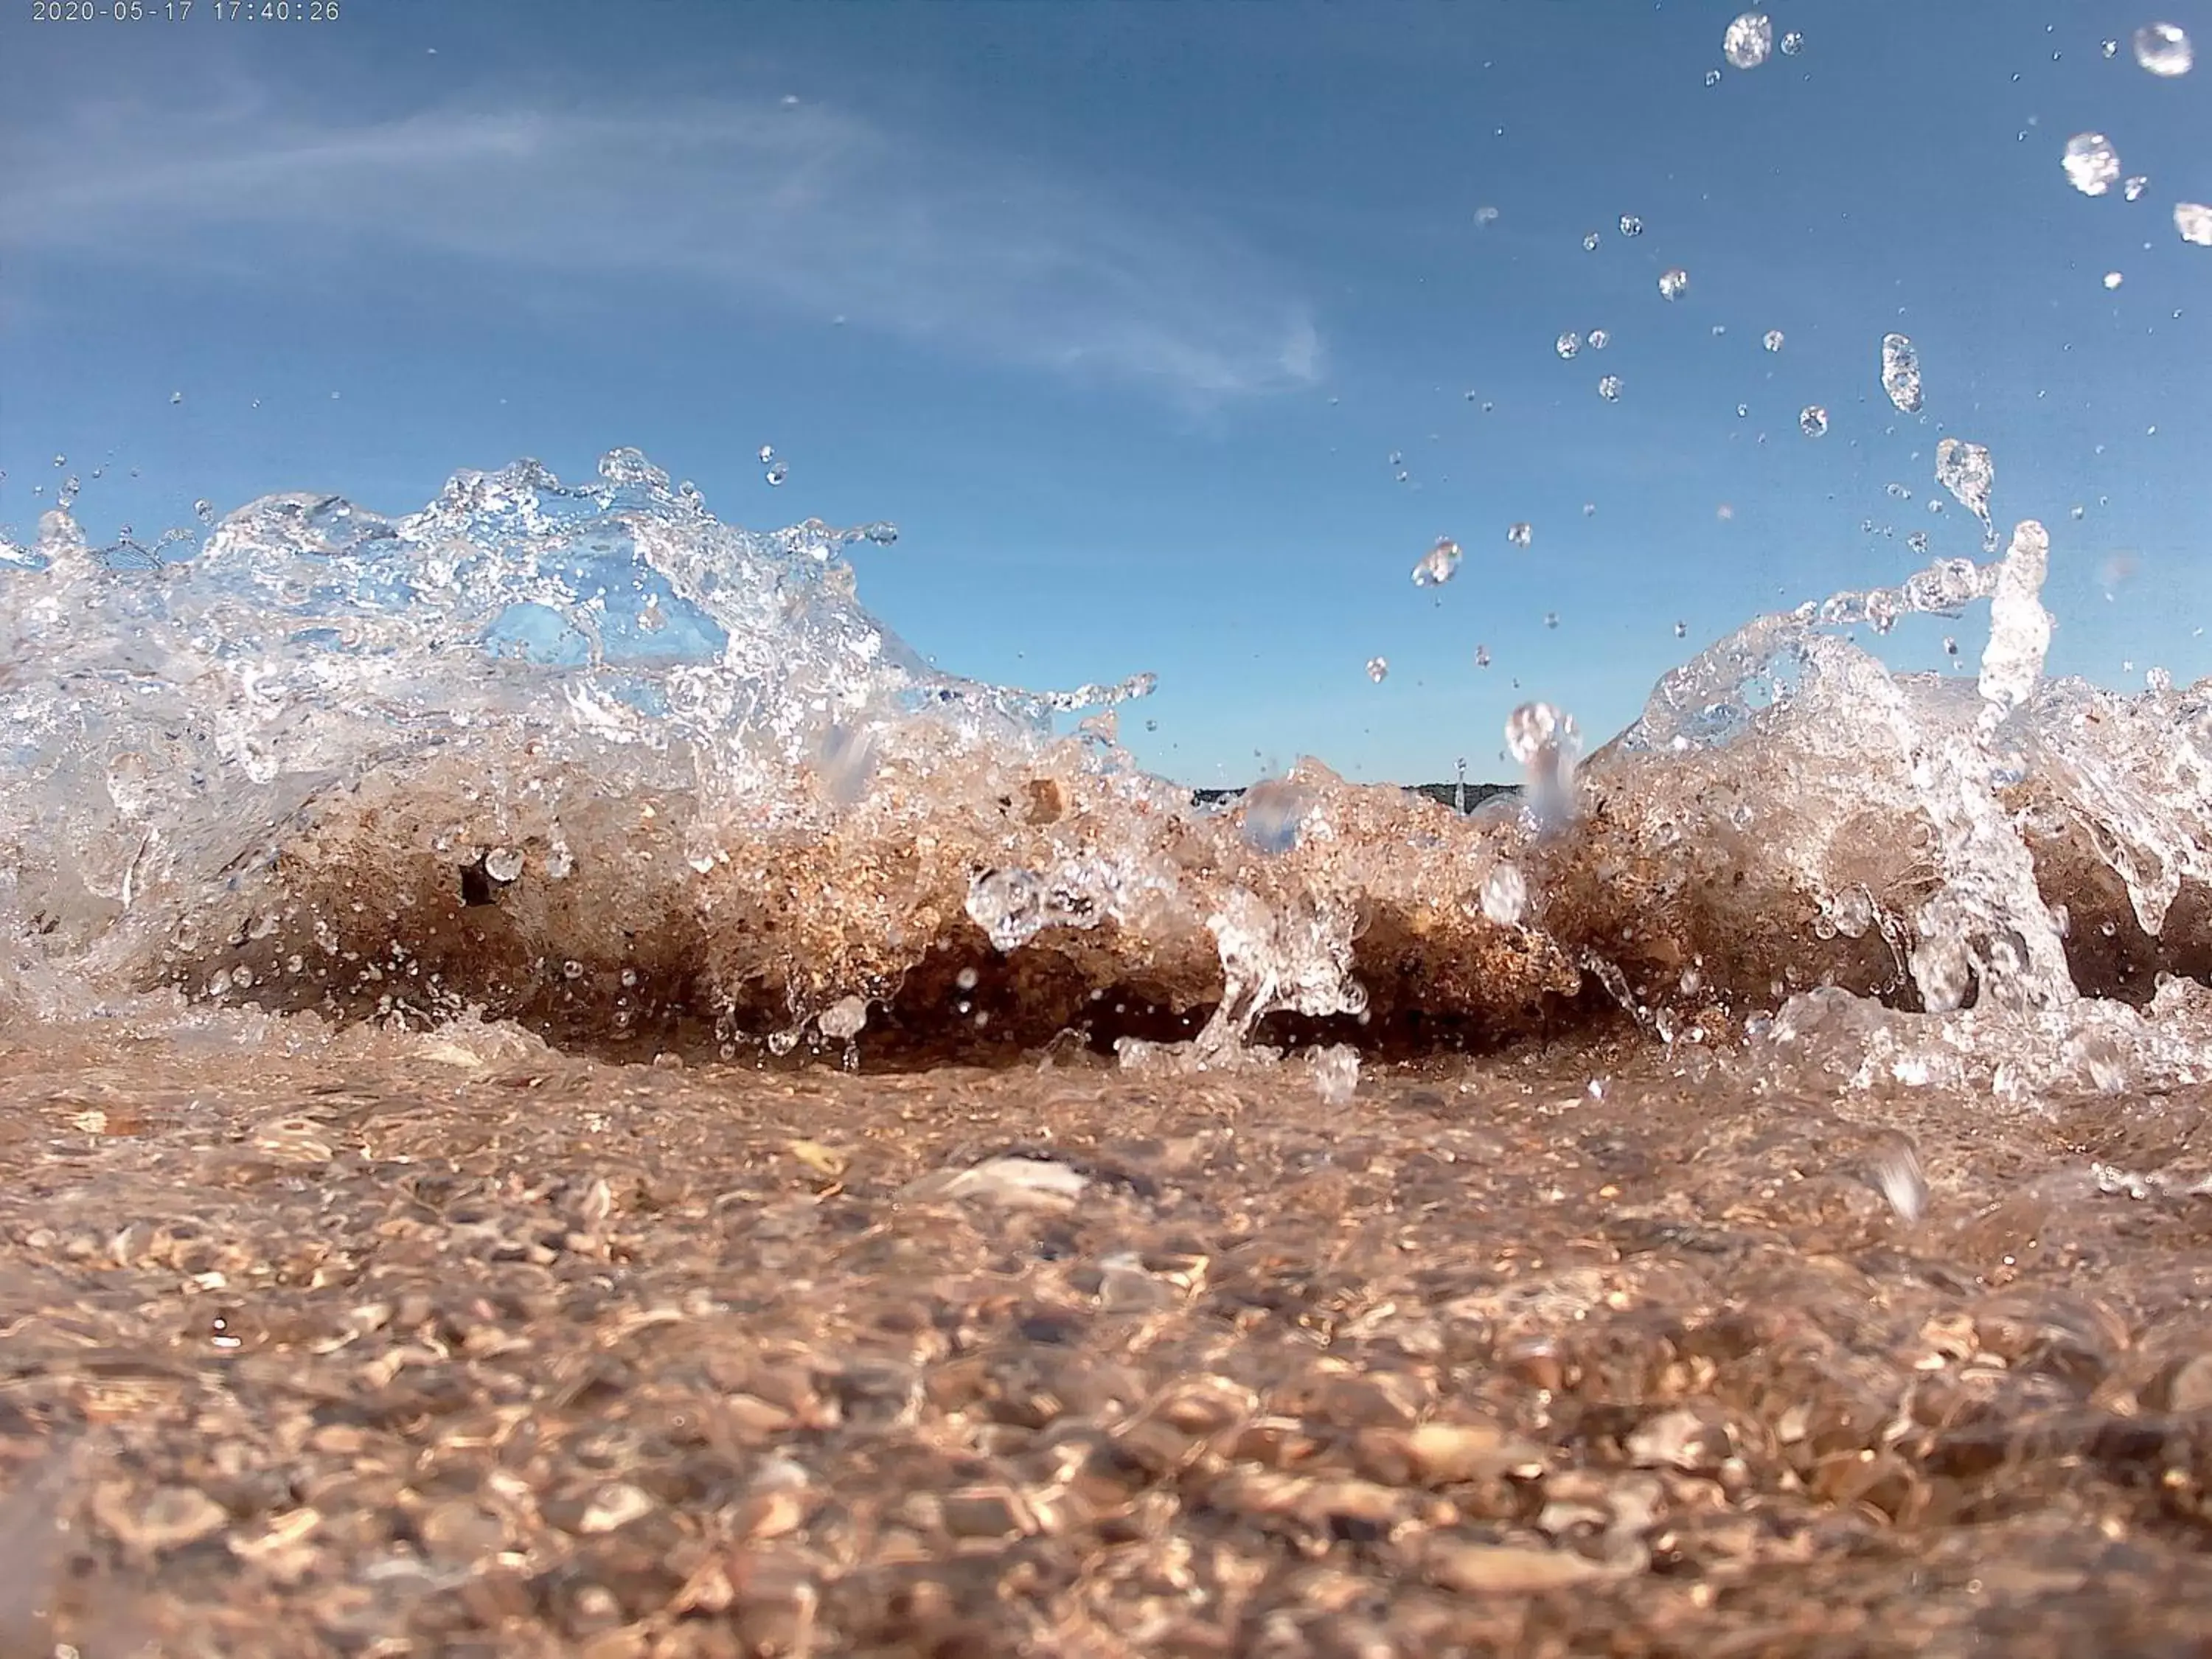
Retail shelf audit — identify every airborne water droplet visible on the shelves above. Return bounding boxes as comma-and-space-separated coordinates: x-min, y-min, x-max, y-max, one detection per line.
1799, 406, 1829, 437
1881, 333, 1924, 413
1935, 437, 1997, 549
1411, 535, 1463, 587
1474, 644, 1491, 667
193, 498, 216, 524
1705, 69, 1722, 87
2175, 203, 2212, 246
1723, 12, 1773, 69
1618, 215, 1643, 237
2124, 175, 2149, 202
1587, 328, 1609, 349
1779, 29, 1804, 55
2133, 22, 2192, 76
169, 391, 183, 406
1658, 267, 1689, 301
1506, 521, 1533, 549
1763, 329, 1784, 352
1673, 620, 1687, 638
1366, 656, 1388, 684
1582, 232, 1601, 251
2062, 132, 2121, 196
757, 444, 776, 465
764, 460, 790, 487
2104, 271, 2124, 289
1556, 331, 1582, 359
1598, 375, 1624, 401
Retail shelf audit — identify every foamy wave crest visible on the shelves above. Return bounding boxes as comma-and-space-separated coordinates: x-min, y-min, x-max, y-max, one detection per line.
4, 453, 2208, 1094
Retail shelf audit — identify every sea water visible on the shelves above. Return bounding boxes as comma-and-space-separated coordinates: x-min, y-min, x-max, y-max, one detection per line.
4, 446, 2207, 1102
6, 447, 2212, 1650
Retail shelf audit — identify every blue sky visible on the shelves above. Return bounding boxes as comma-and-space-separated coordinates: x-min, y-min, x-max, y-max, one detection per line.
3, 0, 2207, 785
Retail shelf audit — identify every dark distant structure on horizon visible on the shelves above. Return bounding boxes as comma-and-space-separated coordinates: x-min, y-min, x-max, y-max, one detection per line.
1192, 781, 1519, 815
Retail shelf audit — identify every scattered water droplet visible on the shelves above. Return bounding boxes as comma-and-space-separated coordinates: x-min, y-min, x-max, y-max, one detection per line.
1907, 529, 1930, 554
2124, 175, 2149, 202
757, 444, 776, 465
1618, 214, 1644, 237
1587, 328, 1609, 349
1598, 375, 1624, 401
764, 460, 790, 487
1763, 329, 1785, 352
2175, 202, 2212, 246
2062, 132, 2121, 196
1673, 620, 1688, 638
2104, 270, 2124, 289
2102, 38, 2120, 58
1582, 231, 1601, 251
1555, 330, 1582, 359
1736, 402, 1750, 417
1779, 29, 1804, 56
2133, 21, 2193, 76
169, 391, 183, 406
1411, 536, 1463, 587
1705, 68, 1723, 87
1474, 644, 1491, 667
1365, 656, 1389, 684
1543, 611, 1560, 629
1474, 204, 1500, 226
1658, 267, 1690, 301
1881, 333, 1924, 413
193, 498, 216, 524
1506, 521, 1533, 549
1723, 12, 1773, 69
1481, 862, 1528, 925
1799, 406, 1829, 437
1871, 1146, 1927, 1222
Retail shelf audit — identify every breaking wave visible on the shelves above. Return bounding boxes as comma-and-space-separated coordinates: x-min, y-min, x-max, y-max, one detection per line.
4, 449, 2208, 1101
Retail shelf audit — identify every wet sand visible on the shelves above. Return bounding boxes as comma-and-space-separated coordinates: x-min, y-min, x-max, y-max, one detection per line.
4, 1023, 2212, 1658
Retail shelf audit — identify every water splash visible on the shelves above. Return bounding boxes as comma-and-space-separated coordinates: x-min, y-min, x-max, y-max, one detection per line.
2062, 133, 2122, 198
2132, 22, 2193, 77
1411, 537, 1462, 588
1935, 437, 1997, 551
1880, 334, 1924, 414
1722, 13, 1773, 70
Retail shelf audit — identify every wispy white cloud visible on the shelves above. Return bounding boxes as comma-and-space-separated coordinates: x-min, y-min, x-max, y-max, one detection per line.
1, 88, 1322, 403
